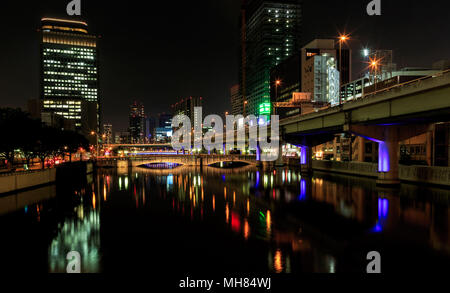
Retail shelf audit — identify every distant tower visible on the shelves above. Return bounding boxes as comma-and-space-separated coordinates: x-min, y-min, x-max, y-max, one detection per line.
103, 124, 113, 144
39, 18, 100, 140
129, 101, 146, 144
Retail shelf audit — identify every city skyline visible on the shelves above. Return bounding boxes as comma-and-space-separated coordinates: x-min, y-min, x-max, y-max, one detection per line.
1, 1, 450, 130
1, 0, 450, 280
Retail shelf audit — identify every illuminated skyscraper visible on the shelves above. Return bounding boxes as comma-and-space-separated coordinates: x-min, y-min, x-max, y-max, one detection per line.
171, 96, 202, 123
129, 101, 146, 144
39, 18, 100, 138
239, 0, 302, 117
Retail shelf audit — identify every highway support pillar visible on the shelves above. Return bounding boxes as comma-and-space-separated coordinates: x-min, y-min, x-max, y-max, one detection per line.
300, 146, 313, 175
376, 134, 400, 186
348, 124, 433, 187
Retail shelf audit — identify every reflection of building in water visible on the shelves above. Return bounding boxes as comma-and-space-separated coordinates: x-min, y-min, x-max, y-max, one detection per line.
48, 204, 100, 273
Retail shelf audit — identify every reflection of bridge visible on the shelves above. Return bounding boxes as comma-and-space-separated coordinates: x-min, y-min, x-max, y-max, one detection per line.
96, 155, 257, 168
280, 70, 450, 185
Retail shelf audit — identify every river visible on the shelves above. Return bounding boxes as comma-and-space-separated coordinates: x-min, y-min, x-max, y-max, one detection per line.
0, 164, 448, 273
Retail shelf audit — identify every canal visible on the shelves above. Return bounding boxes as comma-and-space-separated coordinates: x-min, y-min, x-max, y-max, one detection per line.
0, 164, 448, 273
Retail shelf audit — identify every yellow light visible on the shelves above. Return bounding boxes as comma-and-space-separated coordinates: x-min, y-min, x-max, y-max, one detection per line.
41, 17, 88, 27
339, 34, 349, 42
274, 250, 283, 273
225, 203, 229, 224
244, 220, 250, 240
92, 192, 96, 209
266, 210, 271, 233
276, 80, 281, 85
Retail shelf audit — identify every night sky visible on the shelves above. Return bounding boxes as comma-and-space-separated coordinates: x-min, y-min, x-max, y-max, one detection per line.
1, 0, 449, 131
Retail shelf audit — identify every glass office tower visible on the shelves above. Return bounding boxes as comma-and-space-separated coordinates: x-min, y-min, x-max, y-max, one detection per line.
40, 18, 100, 137
240, 0, 302, 117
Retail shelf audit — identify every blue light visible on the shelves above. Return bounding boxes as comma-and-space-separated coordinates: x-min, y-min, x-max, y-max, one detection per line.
256, 144, 261, 161
300, 147, 307, 165
222, 175, 226, 182
372, 223, 383, 233
298, 179, 307, 201
255, 171, 260, 188
378, 142, 389, 172
371, 198, 389, 233
167, 174, 173, 185
378, 198, 389, 219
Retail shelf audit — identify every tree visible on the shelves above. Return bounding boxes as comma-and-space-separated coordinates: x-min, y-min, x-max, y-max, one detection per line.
0, 108, 33, 170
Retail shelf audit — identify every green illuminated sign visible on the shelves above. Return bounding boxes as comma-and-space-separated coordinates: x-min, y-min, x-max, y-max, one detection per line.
259, 103, 271, 115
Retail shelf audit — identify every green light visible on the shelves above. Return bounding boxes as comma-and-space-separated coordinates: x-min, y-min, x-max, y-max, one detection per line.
259, 102, 271, 115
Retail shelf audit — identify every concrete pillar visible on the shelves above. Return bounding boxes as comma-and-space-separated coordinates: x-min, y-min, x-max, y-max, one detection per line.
300, 146, 312, 175
426, 130, 433, 166
376, 134, 400, 186
357, 137, 365, 162
275, 143, 284, 167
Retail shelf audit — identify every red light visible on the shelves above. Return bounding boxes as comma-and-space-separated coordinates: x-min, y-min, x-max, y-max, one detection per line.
231, 212, 241, 233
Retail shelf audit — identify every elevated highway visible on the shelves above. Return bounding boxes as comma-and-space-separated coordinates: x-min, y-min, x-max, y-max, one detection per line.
280, 70, 450, 185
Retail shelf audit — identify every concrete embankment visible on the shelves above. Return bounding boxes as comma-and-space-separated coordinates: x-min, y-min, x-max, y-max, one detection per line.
312, 160, 450, 187
0, 161, 94, 194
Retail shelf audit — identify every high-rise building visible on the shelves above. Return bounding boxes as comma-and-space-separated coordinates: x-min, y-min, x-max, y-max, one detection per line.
239, 0, 302, 117
230, 84, 242, 115
171, 96, 202, 123
103, 124, 113, 144
39, 18, 100, 140
145, 116, 157, 143
301, 39, 350, 105
129, 101, 146, 144
155, 113, 173, 143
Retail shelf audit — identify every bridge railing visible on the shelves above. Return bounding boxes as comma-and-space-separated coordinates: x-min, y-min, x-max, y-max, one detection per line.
279, 69, 450, 125
362, 68, 450, 99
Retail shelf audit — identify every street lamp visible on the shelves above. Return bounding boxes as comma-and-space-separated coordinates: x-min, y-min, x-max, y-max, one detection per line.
338, 34, 350, 105
90, 131, 99, 159
243, 100, 248, 117
275, 80, 281, 100
369, 57, 380, 91
274, 79, 282, 116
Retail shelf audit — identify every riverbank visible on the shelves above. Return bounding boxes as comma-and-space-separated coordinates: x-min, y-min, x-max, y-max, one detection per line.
0, 161, 94, 195
312, 160, 450, 187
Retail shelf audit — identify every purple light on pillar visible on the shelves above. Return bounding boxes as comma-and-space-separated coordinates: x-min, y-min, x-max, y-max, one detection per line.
300, 147, 307, 165
378, 142, 390, 172
256, 143, 261, 161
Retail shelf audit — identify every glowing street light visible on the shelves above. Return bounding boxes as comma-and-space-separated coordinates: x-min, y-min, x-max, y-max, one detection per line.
363, 48, 370, 57
369, 57, 381, 91
274, 79, 282, 115
338, 33, 350, 105
90, 131, 99, 158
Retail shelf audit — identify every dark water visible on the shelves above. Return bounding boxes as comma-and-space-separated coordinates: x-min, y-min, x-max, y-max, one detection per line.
0, 164, 449, 273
